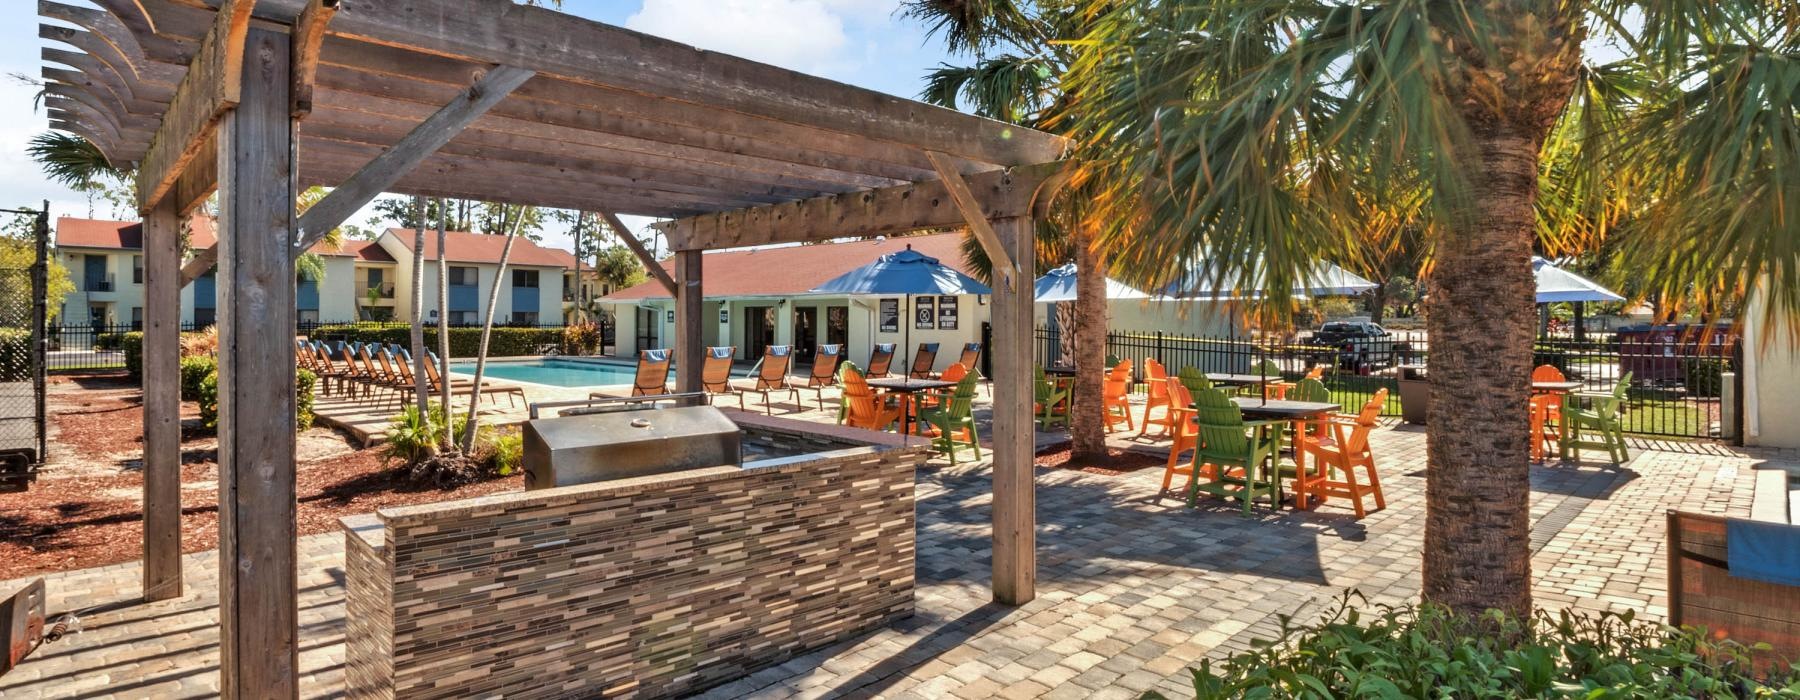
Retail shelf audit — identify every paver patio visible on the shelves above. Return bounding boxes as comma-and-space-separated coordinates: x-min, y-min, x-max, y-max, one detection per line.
1, 414, 1786, 699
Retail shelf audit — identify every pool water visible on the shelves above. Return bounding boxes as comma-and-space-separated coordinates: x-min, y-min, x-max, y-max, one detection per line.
448, 358, 646, 388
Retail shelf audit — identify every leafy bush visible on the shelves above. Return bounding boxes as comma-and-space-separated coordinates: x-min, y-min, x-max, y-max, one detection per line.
1682, 357, 1728, 398
95, 331, 127, 351
122, 331, 144, 379
561, 322, 602, 356
0, 328, 29, 382
295, 368, 316, 431
309, 323, 564, 358
194, 364, 316, 432
180, 326, 219, 358
1160, 592, 1800, 699
197, 371, 219, 430
179, 355, 216, 401
484, 429, 523, 476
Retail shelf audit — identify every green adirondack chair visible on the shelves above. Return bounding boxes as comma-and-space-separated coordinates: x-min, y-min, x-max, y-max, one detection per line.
834, 361, 862, 425
1287, 377, 1330, 403
1186, 387, 1283, 514
1252, 359, 1284, 377
1034, 367, 1070, 429
1561, 371, 1633, 464
1177, 366, 1213, 396
920, 372, 982, 464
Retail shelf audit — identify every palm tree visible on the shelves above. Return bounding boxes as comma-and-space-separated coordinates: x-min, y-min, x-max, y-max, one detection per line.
907, 0, 1115, 458
1065, 1, 1798, 616
459, 204, 532, 454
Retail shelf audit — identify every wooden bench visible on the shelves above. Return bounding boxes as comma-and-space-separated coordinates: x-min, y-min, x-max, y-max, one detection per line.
1667, 510, 1800, 673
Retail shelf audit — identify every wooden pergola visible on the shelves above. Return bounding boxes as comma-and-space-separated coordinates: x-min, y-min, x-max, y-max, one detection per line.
41, 0, 1067, 695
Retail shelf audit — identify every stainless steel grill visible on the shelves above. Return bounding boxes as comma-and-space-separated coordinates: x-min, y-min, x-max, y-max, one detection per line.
522, 396, 741, 490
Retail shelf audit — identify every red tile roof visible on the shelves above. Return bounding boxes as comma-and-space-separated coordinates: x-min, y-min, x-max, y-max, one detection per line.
56, 216, 375, 258
386, 229, 577, 268
601, 232, 974, 301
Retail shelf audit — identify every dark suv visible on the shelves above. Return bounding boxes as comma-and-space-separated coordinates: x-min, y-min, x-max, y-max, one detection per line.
1307, 321, 1414, 371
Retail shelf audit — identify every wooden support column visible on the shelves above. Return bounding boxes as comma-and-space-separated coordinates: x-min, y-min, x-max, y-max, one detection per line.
141, 197, 182, 602
990, 216, 1036, 605
674, 250, 704, 394
215, 27, 298, 699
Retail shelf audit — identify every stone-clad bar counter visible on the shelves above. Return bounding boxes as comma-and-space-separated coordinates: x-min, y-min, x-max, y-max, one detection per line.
341, 414, 925, 699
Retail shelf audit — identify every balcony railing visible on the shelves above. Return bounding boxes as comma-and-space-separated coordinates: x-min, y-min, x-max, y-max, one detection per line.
83, 274, 115, 293
358, 282, 396, 300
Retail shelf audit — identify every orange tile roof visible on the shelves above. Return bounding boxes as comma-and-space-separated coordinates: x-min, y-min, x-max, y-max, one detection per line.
56, 216, 379, 259
600, 232, 974, 301
386, 229, 577, 268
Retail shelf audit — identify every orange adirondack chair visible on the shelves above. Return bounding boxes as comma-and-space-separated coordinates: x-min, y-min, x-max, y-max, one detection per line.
1530, 393, 1562, 462
1532, 364, 1567, 383
919, 362, 969, 410
840, 366, 899, 432
1139, 358, 1175, 437
1102, 359, 1134, 432
1296, 389, 1389, 517
1160, 377, 1213, 496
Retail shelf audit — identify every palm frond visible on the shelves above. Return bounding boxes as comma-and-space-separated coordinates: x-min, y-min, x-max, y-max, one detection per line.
28, 132, 125, 188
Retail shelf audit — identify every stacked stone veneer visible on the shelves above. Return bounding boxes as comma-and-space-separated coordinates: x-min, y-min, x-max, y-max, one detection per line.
342, 420, 923, 699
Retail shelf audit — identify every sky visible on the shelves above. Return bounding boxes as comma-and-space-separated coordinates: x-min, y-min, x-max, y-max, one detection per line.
2, 0, 957, 256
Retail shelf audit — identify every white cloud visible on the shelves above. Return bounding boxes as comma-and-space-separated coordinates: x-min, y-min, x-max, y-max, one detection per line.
625, 0, 881, 75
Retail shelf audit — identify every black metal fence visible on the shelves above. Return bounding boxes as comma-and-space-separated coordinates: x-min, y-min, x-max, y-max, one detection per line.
48, 320, 615, 372
1036, 326, 1736, 439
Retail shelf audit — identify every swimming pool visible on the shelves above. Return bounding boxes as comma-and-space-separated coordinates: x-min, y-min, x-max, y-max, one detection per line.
448, 358, 646, 388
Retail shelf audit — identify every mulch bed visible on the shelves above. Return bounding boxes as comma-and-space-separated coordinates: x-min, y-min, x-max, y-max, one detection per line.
0, 372, 520, 581
1034, 445, 1166, 476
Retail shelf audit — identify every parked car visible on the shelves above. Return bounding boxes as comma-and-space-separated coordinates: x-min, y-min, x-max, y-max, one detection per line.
1306, 321, 1415, 371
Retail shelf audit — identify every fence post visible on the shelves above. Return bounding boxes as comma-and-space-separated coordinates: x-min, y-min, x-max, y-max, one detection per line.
1155, 331, 1165, 370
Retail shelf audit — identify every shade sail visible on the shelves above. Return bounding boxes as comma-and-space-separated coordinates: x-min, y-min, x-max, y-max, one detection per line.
811, 246, 993, 295
1160, 261, 1378, 298
1033, 264, 1150, 303
1534, 257, 1625, 303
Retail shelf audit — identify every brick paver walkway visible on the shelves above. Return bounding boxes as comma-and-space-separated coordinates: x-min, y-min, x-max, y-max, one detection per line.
1, 420, 1786, 699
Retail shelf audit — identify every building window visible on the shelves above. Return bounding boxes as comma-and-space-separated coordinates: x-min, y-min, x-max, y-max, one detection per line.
448, 310, 479, 326
512, 269, 538, 288
510, 311, 539, 325
448, 266, 478, 287
298, 309, 320, 324
131, 307, 142, 330
193, 308, 215, 327
132, 255, 144, 284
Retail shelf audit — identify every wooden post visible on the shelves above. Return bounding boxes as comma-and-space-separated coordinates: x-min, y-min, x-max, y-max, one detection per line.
990, 216, 1036, 605
141, 198, 182, 601
674, 250, 704, 394
215, 27, 298, 698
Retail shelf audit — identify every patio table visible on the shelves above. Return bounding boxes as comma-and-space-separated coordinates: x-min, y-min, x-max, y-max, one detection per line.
1177, 398, 1341, 510
1041, 365, 1078, 377
1531, 380, 1584, 393
867, 377, 956, 437
1206, 373, 1270, 387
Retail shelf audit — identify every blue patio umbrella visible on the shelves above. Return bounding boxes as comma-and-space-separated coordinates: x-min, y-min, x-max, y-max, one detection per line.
813, 245, 990, 440
1533, 257, 1625, 303
1159, 260, 1378, 299
1033, 263, 1150, 303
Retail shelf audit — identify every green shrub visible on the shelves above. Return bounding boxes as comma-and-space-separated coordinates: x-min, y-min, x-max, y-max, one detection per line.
309, 323, 564, 358
95, 331, 127, 351
0, 328, 29, 382
179, 356, 216, 401
561, 322, 601, 356
193, 363, 314, 432
1682, 357, 1728, 398
1159, 592, 1800, 699
197, 371, 219, 430
380, 405, 443, 467
122, 331, 145, 379
484, 429, 523, 476
295, 368, 316, 431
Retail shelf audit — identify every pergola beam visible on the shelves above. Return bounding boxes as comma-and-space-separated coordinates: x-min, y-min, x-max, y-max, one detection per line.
597, 210, 677, 296
291, 63, 535, 254
288, 0, 339, 118
656, 162, 1067, 251
925, 151, 1022, 291
134, 0, 253, 211
141, 198, 182, 602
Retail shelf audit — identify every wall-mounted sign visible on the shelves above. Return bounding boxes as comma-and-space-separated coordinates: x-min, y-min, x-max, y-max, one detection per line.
914, 296, 935, 330
719, 307, 730, 324
879, 298, 900, 333
666, 310, 675, 323
937, 295, 958, 330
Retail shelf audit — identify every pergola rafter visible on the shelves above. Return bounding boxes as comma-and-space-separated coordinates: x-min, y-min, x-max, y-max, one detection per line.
42, 0, 1068, 695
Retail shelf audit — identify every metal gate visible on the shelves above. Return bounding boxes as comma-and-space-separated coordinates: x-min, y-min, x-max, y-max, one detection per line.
0, 204, 48, 492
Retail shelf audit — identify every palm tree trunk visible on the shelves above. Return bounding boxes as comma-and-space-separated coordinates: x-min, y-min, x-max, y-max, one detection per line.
571, 213, 586, 326
1069, 231, 1109, 458
1421, 126, 1540, 618
1368, 283, 1389, 324
436, 201, 454, 452
459, 207, 527, 453
407, 196, 431, 416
